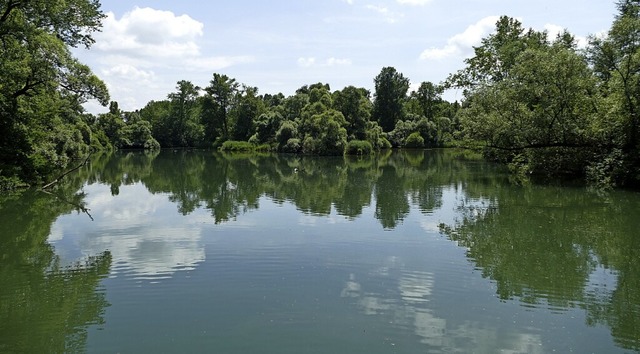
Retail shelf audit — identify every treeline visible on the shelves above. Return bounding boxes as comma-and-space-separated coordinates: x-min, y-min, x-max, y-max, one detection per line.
96, 71, 459, 155
2, 0, 640, 189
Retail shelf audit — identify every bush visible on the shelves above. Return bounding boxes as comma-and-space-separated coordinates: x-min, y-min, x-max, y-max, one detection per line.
404, 132, 425, 148
378, 137, 392, 150
219, 140, 255, 152
345, 140, 373, 155
281, 138, 301, 153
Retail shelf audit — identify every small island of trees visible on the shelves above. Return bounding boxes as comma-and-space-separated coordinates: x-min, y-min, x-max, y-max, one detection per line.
1, 0, 640, 190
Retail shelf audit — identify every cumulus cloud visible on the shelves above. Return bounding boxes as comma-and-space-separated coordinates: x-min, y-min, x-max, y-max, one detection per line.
420, 16, 500, 60
83, 6, 255, 112
95, 7, 204, 58
102, 64, 155, 81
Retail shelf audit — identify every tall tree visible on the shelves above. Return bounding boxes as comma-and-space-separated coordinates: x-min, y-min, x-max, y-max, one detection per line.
167, 80, 201, 147
0, 0, 109, 186
412, 81, 443, 121
446, 16, 548, 90
203, 73, 239, 141
372, 67, 410, 132
588, 0, 640, 186
231, 85, 264, 141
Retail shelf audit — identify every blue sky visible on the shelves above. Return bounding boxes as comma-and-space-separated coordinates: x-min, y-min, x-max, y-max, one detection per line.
75, 0, 617, 113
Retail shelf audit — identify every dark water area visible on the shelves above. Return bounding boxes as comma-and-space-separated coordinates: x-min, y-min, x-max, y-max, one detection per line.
1, 149, 639, 353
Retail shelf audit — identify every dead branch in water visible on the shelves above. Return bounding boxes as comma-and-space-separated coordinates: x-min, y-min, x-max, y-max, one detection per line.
41, 152, 92, 190
39, 189, 94, 221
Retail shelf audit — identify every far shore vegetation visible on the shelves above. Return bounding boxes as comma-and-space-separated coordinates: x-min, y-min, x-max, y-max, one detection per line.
2, 1, 640, 190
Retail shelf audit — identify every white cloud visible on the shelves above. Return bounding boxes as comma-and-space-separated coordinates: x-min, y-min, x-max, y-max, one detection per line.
298, 57, 352, 68
365, 5, 403, 24
396, 0, 433, 5
298, 57, 317, 67
325, 57, 353, 66
185, 56, 255, 71
82, 6, 256, 112
95, 7, 204, 58
420, 16, 500, 60
102, 64, 155, 81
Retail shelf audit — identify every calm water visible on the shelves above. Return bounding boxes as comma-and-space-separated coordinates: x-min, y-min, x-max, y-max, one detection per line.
1, 149, 639, 353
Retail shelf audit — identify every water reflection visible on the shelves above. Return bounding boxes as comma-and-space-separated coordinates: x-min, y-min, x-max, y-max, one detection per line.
341, 260, 545, 353
0, 190, 111, 353
55, 183, 206, 280
2, 148, 638, 351
74, 150, 640, 351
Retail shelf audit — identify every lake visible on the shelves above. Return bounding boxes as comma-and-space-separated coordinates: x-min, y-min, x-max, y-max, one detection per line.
1, 149, 639, 353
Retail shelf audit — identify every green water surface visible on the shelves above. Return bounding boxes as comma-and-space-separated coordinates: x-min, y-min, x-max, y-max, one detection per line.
1, 149, 638, 353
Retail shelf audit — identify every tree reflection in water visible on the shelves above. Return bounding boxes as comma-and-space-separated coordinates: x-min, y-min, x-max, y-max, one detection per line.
3, 148, 637, 351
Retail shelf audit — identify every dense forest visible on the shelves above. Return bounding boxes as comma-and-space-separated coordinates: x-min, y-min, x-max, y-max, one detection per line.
1, 0, 640, 190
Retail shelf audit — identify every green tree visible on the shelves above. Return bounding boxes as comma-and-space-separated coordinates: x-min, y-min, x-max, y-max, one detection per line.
587, 0, 640, 186
372, 67, 410, 132
450, 16, 600, 178
139, 100, 171, 147
231, 86, 264, 141
333, 86, 372, 140
411, 81, 443, 121
447, 16, 547, 90
203, 73, 239, 142
167, 80, 202, 147
0, 0, 109, 187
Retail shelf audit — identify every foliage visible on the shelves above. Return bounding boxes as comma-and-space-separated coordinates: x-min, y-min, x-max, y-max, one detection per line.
220, 140, 255, 152
587, 0, 640, 187
345, 140, 374, 155
372, 67, 410, 132
0, 0, 109, 187
404, 132, 425, 148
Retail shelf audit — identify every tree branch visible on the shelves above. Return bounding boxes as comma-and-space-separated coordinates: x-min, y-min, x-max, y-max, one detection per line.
41, 152, 92, 190
40, 189, 94, 221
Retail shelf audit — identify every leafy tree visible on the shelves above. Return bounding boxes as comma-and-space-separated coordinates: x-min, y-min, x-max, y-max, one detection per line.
0, 0, 109, 186
167, 80, 202, 147
411, 81, 443, 121
139, 100, 171, 147
372, 67, 410, 132
587, 0, 640, 186
333, 86, 372, 140
450, 16, 601, 178
254, 111, 284, 144
231, 86, 264, 141
203, 73, 239, 142
119, 112, 160, 150
446, 16, 548, 90
301, 109, 348, 155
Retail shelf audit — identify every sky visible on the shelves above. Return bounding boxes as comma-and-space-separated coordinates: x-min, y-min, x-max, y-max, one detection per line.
74, 0, 618, 114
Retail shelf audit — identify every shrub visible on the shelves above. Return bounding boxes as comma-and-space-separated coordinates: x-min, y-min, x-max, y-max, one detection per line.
345, 140, 373, 155
281, 138, 301, 153
404, 132, 425, 148
219, 140, 255, 152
